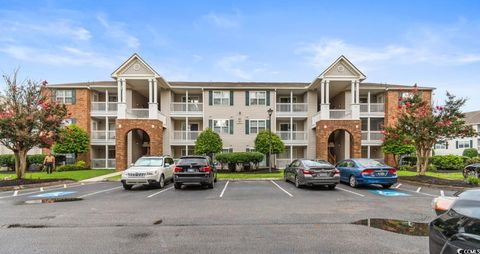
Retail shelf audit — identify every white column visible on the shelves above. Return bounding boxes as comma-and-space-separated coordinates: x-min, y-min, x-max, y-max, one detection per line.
320, 79, 330, 120
320, 80, 325, 104
367, 145, 371, 159
356, 80, 360, 105
118, 78, 127, 119
105, 144, 108, 169
186, 117, 189, 142
122, 79, 127, 103
185, 90, 189, 113
117, 79, 121, 102
367, 91, 371, 113
290, 90, 293, 112
148, 79, 153, 103
290, 117, 293, 141
351, 80, 355, 104
325, 80, 330, 104
105, 89, 109, 112
153, 79, 158, 103
367, 117, 371, 141
290, 146, 293, 163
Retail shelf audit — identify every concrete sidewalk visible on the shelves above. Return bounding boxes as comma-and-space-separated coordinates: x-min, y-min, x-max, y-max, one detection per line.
80, 171, 122, 182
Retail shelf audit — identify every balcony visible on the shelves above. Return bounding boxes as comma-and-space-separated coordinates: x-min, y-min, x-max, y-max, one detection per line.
171, 130, 200, 144
277, 131, 308, 144
361, 131, 384, 144
91, 159, 116, 169
91, 102, 118, 116
330, 109, 352, 119
126, 108, 149, 119
91, 130, 116, 144
360, 103, 385, 115
171, 102, 203, 116
276, 103, 308, 117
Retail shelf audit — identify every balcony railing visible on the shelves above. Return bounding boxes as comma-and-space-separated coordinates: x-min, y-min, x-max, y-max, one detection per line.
126, 108, 149, 119
277, 131, 307, 143
91, 102, 117, 114
276, 103, 308, 113
172, 131, 200, 142
91, 130, 116, 142
91, 159, 116, 169
361, 131, 384, 142
330, 109, 351, 119
360, 103, 385, 114
171, 102, 203, 114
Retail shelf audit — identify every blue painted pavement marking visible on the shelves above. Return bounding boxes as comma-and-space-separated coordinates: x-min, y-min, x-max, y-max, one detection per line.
31, 191, 76, 198
368, 189, 410, 197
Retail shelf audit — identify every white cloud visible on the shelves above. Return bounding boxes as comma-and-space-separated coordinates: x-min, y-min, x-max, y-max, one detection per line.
202, 11, 241, 28
0, 19, 91, 42
97, 14, 140, 49
216, 54, 251, 80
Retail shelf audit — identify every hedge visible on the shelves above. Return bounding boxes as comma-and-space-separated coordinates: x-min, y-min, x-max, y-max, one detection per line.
0, 154, 47, 168
462, 148, 478, 158
56, 161, 89, 172
429, 155, 466, 170
215, 152, 264, 171
465, 156, 480, 166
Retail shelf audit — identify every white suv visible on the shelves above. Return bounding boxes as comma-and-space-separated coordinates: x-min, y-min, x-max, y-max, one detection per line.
121, 156, 175, 190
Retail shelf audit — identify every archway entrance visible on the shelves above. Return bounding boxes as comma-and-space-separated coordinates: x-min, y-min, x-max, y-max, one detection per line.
126, 129, 150, 165
327, 129, 353, 164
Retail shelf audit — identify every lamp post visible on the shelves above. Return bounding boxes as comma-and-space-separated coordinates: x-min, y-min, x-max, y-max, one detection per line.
267, 108, 273, 173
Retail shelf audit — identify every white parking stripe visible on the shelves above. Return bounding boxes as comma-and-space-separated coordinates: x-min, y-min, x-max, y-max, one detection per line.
147, 187, 174, 198
336, 187, 365, 197
395, 183, 402, 189
398, 187, 437, 197
219, 181, 229, 198
40, 187, 44, 192
0, 182, 99, 199
78, 186, 122, 198
270, 181, 293, 197
440, 190, 445, 196
416, 187, 422, 192
12, 191, 18, 197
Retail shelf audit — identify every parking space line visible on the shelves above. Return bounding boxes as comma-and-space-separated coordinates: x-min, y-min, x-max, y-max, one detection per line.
397, 187, 437, 197
219, 181, 229, 198
146, 186, 173, 198
78, 186, 122, 198
416, 187, 422, 193
395, 183, 402, 189
270, 180, 293, 197
0, 182, 99, 199
12, 191, 18, 197
440, 190, 445, 196
336, 187, 365, 197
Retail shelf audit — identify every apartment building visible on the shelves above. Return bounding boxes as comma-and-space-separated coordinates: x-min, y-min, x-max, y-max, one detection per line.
434, 111, 480, 156
46, 54, 434, 170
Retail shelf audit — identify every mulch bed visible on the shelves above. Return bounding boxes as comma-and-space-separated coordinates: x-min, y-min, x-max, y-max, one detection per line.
0, 179, 75, 191
399, 175, 473, 189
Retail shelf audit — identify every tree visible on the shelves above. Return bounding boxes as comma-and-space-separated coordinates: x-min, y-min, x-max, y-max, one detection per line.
254, 130, 285, 168
53, 124, 90, 158
381, 127, 416, 167
194, 128, 223, 159
0, 71, 68, 179
384, 88, 476, 175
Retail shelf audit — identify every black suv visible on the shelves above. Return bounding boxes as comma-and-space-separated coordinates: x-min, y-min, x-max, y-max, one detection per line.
173, 156, 217, 189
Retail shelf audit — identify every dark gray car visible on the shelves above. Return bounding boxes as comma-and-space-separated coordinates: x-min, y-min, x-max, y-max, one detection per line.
284, 159, 340, 189
173, 156, 217, 189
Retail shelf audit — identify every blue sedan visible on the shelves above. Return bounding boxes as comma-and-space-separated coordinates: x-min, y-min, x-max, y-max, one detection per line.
335, 158, 397, 188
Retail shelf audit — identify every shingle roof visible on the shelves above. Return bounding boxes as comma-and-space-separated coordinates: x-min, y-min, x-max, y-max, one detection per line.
464, 111, 480, 125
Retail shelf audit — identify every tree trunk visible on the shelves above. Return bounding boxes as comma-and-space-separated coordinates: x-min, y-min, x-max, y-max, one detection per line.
415, 149, 422, 175
393, 154, 399, 168
14, 149, 28, 179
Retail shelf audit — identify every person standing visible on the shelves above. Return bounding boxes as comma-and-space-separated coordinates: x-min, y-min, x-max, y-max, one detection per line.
43, 153, 55, 174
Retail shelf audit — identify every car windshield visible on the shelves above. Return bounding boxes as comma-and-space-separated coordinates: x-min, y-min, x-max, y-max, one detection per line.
303, 160, 333, 168
133, 157, 163, 167
356, 159, 386, 167
178, 158, 208, 166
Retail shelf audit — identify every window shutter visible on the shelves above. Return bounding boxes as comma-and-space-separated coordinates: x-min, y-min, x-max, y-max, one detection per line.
71, 89, 76, 105
446, 142, 449, 149
266, 120, 271, 130
208, 91, 213, 105
229, 119, 234, 134
230, 90, 234, 106
245, 91, 249, 106
456, 141, 458, 149
245, 120, 250, 134
470, 140, 473, 148
266, 91, 270, 106
209, 119, 213, 129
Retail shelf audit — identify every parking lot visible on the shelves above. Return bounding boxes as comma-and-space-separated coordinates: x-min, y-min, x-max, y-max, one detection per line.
0, 180, 454, 254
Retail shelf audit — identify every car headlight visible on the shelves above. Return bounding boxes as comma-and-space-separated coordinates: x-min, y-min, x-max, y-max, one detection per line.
146, 170, 158, 176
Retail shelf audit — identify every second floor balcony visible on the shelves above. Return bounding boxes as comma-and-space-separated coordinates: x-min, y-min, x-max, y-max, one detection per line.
170, 102, 203, 115
361, 131, 384, 144
91, 102, 118, 115
170, 130, 200, 144
360, 103, 385, 115
277, 131, 308, 144
91, 130, 116, 144
276, 103, 308, 117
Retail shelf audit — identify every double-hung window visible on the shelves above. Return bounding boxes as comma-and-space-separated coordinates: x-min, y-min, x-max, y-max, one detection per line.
249, 120, 266, 134
55, 90, 74, 104
249, 91, 266, 105
213, 119, 230, 134
457, 140, 471, 149
434, 143, 447, 149
213, 91, 230, 105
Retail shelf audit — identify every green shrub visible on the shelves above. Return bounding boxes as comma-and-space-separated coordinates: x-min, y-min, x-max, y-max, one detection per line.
27, 154, 46, 166
466, 176, 479, 185
0, 154, 15, 168
56, 164, 89, 172
400, 156, 417, 166
398, 165, 412, 171
465, 156, 480, 166
427, 164, 437, 172
429, 155, 464, 170
75, 160, 86, 168
215, 152, 265, 171
462, 148, 478, 158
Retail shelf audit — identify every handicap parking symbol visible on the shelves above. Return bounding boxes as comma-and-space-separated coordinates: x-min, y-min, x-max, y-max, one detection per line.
31, 191, 76, 198
368, 189, 410, 197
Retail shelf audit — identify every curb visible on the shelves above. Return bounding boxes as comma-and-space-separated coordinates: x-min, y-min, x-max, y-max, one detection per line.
80, 171, 122, 182
398, 179, 469, 191
0, 180, 75, 192
217, 178, 282, 181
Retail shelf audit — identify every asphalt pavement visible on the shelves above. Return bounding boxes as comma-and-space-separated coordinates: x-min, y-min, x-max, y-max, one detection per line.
0, 179, 446, 254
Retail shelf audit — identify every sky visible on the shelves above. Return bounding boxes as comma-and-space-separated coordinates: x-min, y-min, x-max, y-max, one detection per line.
0, 0, 479, 111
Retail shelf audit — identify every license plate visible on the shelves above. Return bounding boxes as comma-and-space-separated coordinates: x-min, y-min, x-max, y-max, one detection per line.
187, 168, 195, 172
316, 173, 328, 177
376, 172, 386, 176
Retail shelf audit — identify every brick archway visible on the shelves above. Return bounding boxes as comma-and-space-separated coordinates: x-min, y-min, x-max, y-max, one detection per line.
115, 119, 163, 171
316, 120, 361, 163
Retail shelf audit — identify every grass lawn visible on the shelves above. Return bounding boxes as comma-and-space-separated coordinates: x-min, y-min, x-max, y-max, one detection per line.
105, 175, 122, 181
217, 170, 284, 180
397, 170, 464, 181
0, 169, 116, 182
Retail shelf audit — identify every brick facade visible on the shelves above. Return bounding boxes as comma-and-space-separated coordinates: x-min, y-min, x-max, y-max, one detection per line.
315, 120, 362, 162
115, 119, 164, 171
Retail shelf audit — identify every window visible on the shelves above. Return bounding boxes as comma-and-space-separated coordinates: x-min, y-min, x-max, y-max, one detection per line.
222, 148, 233, 153
458, 140, 471, 149
434, 143, 447, 149
249, 91, 266, 105
249, 120, 266, 134
213, 119, 230, 134
55, 90, 74, 104
213, 91, 230, 105
61, 118, 75, 127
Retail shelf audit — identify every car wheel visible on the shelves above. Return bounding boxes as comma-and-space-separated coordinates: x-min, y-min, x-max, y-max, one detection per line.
174, 183, 182, 189
295, 175, 302, 188
349, 175, 357, 188
159, 175, 165, 189
122, 183, 133, 190
382, 184, 392, 189
208, 180, 215, 189
284, 172, 289, 182
465, 170, 479, 178
327, 184, 336, 190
